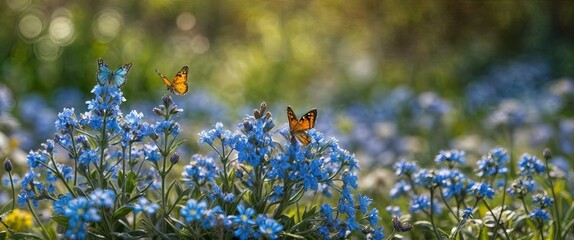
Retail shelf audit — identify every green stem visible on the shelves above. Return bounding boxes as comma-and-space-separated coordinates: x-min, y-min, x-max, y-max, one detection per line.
98, 113, 108, 188
27, 200, 51, 240
483, 200, 510, 240
545, 157, 561, 240
8, 172, 15, 212
430, 188, 442, 240
538, 219, 545, 240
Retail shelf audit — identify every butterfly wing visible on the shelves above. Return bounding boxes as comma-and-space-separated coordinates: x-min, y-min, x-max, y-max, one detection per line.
96, 58, 111, 85
287, 107, 317, 146
112, 63, 132, 87
171, 66, 189, 95
293, 131, 312, 146
155, 69, 175, 93
293, 109, 317, 132
287, 106, 299, 130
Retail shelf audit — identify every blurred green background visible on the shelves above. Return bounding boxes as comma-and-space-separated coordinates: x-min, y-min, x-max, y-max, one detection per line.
4, 1, 574, 105
2, 0, 574, 167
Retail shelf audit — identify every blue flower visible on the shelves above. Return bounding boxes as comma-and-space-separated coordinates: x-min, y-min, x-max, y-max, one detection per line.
358, 194, 372, 214
390, 180, 412, 199
65, 197, 101, 224
529, 207, 550, 222
518, 153, 545, 175
90, 189, 116, 209
409, 195, 431, 213
342, 172, 358, 189
321, 204, 334, 222
476, 147, 509, 176
436, 169, 467, 200
55, 108, 79, 132
462, 207, 473, 219
201, 205, 223, 229
532, 193, 553, 208
318, 225, 331, 240
26, 150, 47, 169
78, 149, 98, 167
54, 193, 73, 214
182, 154, 219, 185
366, 208, 380, 226
368, 227, 385, 240
131, 197, 160, 215
413, 168, 437, 188
180, 199, 208, 223
143, 144, 161, 162
154, 120, 179, 137
468, 181, 495, 199
435, 149, 465, 166
393, 159, 418, 176
269, 185, 284, 202
65, 221, 87, 240
507, 176, 536, 197
60, 164, 73, 181
385, 205, 402, 216
231, 204, 256, 226
233, 224, 254, 240
198, 122, 232, 146
257, 216, 283, 239
21, 170, 38, 188
17, 189, 36, 207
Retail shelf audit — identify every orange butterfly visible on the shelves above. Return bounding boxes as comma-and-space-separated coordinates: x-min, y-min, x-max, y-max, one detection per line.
155, 66, 189, 95
287, 106, 317, 146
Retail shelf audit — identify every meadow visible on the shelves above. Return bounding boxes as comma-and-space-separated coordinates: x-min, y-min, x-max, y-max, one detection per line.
1, 1, 574, 239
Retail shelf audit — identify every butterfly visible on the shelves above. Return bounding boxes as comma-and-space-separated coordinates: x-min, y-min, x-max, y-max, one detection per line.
155, 66, 189, 95
287, 106, 317, 146
96, 58, 132, 87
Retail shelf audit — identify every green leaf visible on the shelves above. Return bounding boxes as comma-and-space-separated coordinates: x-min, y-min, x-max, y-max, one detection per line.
74, 186, 88, 197
0, 201, 12, 216
112, 230, 148, 240
126, 171, 137, 194
281, 232, 306, 239
413, 220, 433, 231
301, 206, 317, 219
10, 233, 43, 240
175, 181, 183, 196
51, 215, 70, 227
112, 206, 133, 221
0, 231, 6, 240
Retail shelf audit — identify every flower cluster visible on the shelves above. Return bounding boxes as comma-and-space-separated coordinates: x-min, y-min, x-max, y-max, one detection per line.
4, 67, 384, 240
388, 146, 560, 239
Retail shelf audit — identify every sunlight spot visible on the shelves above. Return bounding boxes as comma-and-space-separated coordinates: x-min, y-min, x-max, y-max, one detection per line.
176, 12, 196, 31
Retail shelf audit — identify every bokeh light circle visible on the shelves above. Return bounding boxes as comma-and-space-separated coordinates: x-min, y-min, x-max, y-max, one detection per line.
34, 37, 61, 61
176, 12, 196, 31
6, 0, 32, 11
19, 14, 44, 41
94, 9, 124, 43
49, 16, 75, 46
190, 35, 209, 54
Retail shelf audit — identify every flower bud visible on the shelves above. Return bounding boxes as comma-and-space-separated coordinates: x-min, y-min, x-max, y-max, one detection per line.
543, 147, 552, 160
4, 159, 12, 172
153, 107, 163, 116
170, 153, 180, 165
162, 95, 173, 108
253, 109, 261, 119
243, 121, 253, 132
170, 107, 183, 115
259, 102, 267, 114
149, 133, 159, 141
43, 139, 55, 153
